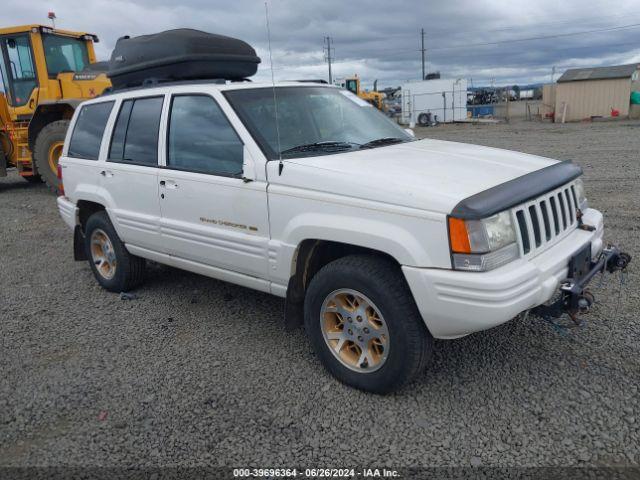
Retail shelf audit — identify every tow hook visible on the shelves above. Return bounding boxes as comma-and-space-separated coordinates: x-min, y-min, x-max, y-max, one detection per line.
532, 246, 631, 325
577, 290, 595, 314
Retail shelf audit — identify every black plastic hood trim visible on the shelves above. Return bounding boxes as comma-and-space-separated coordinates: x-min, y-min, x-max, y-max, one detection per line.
451, 160, 583, 220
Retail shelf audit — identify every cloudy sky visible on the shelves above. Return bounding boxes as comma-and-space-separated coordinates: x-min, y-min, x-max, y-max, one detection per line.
5, 0, 640, 89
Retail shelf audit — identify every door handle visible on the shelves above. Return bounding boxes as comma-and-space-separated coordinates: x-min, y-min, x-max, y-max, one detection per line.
160, 180, 179, 189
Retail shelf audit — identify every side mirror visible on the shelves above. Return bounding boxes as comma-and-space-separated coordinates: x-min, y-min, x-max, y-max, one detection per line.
404, 128, 415, 138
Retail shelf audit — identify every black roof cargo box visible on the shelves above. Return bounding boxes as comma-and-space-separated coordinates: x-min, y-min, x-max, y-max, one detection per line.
107, 29, 261, 90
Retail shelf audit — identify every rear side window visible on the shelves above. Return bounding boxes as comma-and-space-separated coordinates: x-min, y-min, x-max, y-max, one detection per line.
167, 95, 243, 176
109, 96, 163, 165
67, 101, 114, 160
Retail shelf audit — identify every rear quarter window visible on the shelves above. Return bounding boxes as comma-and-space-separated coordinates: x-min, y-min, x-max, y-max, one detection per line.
67, 101, 114, 160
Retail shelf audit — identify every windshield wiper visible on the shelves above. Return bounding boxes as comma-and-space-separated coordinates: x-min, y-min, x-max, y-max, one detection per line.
360, 137, 408, 149
280, 141, 360, 156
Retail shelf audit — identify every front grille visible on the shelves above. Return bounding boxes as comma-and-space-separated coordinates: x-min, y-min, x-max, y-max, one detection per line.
513, 182, 579, 257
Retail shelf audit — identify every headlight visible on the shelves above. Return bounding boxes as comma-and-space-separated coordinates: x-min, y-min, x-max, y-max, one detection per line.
574, 178, 588, 211
448, 211, 519, 272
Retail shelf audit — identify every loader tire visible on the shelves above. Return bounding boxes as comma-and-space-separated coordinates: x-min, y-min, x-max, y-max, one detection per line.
33, 120, 70, 193
23, 175, 43, 184
0, 143, 6, 178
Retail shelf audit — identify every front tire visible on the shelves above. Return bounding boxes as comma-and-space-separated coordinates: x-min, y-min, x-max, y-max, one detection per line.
84, 211, 146, 292
304, 255, 433, 393
33, 120, 69, 193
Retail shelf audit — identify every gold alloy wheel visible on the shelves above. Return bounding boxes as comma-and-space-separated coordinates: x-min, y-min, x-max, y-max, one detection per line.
90, 229, 117, 280
47, 141, 64, 175
320, 289, 390, 373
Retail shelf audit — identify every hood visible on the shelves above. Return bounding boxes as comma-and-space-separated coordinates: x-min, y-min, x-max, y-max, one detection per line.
272, 138, 558, 214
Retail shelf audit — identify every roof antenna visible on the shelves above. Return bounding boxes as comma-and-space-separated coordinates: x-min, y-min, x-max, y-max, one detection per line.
264, 1, 284, 175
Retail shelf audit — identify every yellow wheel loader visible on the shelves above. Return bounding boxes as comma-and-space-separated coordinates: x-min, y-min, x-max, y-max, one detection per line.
339, 75, 386, 111
0, 25, 111, 191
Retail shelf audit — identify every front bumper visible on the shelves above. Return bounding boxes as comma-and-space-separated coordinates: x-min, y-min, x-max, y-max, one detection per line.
403, 208, 605, 339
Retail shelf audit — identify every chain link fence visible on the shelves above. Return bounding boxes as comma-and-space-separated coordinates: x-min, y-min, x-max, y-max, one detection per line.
466, 86, 515, 122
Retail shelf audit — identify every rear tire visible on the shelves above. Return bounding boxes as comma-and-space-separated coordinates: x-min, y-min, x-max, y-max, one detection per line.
304, 255, 433, 393
84, 211, 146, 292
33, 120, 69, 193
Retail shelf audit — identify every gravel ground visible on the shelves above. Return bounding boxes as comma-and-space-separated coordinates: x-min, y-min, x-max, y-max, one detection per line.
0, 119, 638, 470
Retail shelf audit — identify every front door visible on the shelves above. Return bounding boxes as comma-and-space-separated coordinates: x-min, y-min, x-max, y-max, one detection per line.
0, 34, 38, 111
158, 93, 269, 279
100, 95, 164, 252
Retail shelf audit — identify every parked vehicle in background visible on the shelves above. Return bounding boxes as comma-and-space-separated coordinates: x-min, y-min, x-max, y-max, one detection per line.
0, 24, 111, 191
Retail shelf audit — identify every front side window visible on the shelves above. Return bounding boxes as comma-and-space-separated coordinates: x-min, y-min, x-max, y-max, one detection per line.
167, 95, 243, 176
42, 34, 90, 77
225, 86, 412, 159
1, 35, 37, 106
67, 101, 114, 159
109, 96, 163, 166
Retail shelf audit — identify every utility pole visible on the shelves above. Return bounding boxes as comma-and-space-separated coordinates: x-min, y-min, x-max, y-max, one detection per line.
323, 36, 334, 84
550, 66, 556, 83
420, 28, 426, 80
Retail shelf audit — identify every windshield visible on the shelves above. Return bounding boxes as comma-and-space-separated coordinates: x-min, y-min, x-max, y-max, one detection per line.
224, 86, 412, 159
42, 34, 90, 77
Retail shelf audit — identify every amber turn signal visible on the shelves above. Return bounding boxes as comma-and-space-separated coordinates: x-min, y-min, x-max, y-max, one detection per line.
448, 217, 471, 254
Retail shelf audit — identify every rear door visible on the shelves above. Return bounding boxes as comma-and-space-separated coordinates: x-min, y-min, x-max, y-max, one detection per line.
62, 100, 114, 198
100, 95, 165, 252
158, 92, 270, 279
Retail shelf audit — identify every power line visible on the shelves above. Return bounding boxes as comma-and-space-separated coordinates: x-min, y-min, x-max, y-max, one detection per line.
381, 12, 640, 39
260, 22, 640, 85
427, 22, 640, 51
336, 23, 640, 63
265, 37, 640, 67
426, 40, 640, 62
260, 40, 640, 74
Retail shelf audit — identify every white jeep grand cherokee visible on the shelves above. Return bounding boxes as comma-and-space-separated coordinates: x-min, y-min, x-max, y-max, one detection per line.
57, 81, 627, 393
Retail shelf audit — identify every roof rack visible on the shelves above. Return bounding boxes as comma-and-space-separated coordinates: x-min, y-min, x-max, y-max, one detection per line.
286, 79, 329, 84
100, 77, 252, 97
